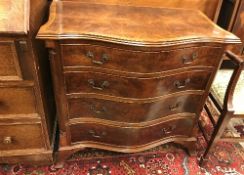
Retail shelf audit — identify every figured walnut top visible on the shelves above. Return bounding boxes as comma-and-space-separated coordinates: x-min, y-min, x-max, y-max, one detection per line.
0, 0, 29, 34
37, 1, 240, 46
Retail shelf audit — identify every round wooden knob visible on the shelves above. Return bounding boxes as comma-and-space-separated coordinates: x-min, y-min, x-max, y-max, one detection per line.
3, 136, 12, 144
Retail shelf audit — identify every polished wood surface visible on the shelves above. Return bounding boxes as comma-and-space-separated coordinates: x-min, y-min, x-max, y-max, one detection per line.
0, 41, 22, 80
0, 124, 44, 150
64, 0, 223, 21
61, 44, 222, 73
70, 117, 194, 146
0, 0, 56, 164
64, 70, 210, 99
37, 1, 241, 162
68, 94, 202, 123
37, 1, 240, 46
0, 0, 28, 34
0, 87, 37, 116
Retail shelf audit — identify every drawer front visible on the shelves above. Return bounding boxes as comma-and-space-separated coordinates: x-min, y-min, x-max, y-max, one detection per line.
70, 118, 194, 146
0, 124, 44, 150
61, 44, 221, 72
0, 41, 22, 80
0, 87, 37, 116
65, 70, 211, 98
68, 94, 202, 122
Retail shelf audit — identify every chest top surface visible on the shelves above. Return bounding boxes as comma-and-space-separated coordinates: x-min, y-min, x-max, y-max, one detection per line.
37, 1, 240, 46
0, 0, 29, 34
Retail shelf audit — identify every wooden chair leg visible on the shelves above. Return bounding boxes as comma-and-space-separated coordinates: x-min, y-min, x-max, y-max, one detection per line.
200, 50, 243, 166
200, 110, 233, 166
199, 138, 218, 166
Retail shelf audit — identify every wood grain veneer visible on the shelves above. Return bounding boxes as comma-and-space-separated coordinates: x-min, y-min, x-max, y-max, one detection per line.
37, 1, 241, 162
62, 0, 223, 21
0, 0, 56, 165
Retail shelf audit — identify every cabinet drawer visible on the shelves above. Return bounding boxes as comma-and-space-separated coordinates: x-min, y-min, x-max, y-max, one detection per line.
68, 94, 202, 122
70, 117, 194, 146
0, 87, 37, 117
0, 41, 22, 80
65, 70, 211, 98
0, 124, 44, 150
61, 44, 221, 73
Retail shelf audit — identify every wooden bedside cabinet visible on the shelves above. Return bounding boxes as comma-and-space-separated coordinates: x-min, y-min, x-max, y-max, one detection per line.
0, 0, 56, 164
37, 1, 241, 161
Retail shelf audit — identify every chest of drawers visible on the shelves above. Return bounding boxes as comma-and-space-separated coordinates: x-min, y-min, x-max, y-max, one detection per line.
0, 0, 56, 164
37, 1, 241, 161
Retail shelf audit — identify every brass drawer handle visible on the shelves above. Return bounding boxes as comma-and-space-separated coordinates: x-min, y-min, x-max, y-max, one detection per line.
169, 102, 181, 111
182, 52, 198, 64
174, 78, 190, 89
161, 125, 176, 135
86, 51, 109, 65
89, 130, 107, 138
90, 105, 107, 115
88, 79, 110, 90
3, 136, 12, 144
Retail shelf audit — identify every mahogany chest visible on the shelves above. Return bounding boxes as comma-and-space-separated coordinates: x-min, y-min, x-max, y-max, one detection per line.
37, 1, 241, 160
0, 0, 56, 164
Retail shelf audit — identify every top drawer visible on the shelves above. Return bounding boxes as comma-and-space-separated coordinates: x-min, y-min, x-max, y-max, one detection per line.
0, 41, 22, 80
61, 44, 222, 73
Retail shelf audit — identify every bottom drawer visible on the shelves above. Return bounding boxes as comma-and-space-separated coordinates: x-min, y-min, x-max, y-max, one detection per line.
0, 124, 44, 150
70, 117, 194, 146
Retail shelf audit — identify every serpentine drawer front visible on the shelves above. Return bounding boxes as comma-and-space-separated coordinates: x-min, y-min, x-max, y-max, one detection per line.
67, 94, 202, 122
69, 117, 194, 147
64, 70, 211, 98
37, 1, 241, 161
61, 44, 222, 72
